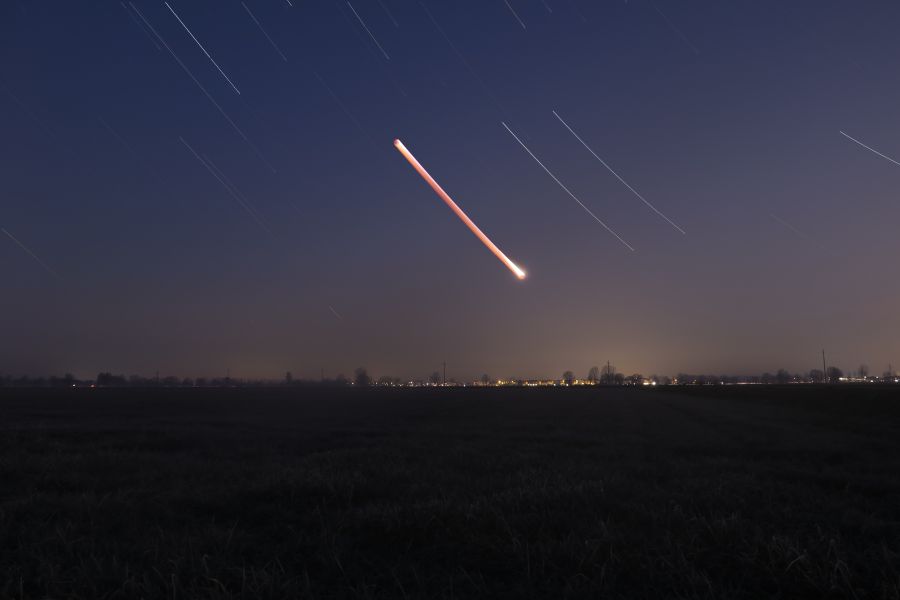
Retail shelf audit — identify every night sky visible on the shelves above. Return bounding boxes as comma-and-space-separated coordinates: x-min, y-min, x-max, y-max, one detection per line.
2, 1, 899, 381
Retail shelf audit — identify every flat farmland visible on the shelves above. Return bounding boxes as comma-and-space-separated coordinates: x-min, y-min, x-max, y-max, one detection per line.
1, 385, 898, 599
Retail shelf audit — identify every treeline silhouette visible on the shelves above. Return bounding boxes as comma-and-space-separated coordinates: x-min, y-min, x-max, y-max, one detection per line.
0, 369, 383, 389
1, 364, 898, 388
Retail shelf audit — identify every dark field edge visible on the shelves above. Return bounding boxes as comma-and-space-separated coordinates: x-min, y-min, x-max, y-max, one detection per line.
0, 386, 898, 599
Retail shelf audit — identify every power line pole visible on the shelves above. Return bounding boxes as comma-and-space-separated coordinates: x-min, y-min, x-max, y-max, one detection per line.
822, 349, 827, 384
442, 361, 446, 386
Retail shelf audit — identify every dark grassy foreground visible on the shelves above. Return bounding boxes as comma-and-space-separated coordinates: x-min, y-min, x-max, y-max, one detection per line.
1, 386, 899, 599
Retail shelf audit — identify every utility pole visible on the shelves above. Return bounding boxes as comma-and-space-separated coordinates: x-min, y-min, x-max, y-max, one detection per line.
442, 361, 446, 386
822, 350, 827, 384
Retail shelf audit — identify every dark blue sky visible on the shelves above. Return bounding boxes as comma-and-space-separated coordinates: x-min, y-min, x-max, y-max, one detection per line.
2, 1, 899, 380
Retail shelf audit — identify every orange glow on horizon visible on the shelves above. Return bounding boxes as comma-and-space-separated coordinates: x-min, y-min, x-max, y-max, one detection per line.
393, 138, 526, 280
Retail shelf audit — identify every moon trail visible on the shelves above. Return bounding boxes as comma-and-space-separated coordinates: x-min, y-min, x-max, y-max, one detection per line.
393, 139, 526, 280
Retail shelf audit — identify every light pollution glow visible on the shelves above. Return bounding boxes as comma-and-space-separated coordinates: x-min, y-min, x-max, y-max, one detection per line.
393, 138, 526, 280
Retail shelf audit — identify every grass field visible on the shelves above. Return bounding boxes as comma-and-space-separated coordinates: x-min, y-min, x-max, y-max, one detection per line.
1, 386, 898, 599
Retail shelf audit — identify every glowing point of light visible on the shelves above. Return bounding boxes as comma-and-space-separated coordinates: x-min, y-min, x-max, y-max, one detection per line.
393, 139, 526, 280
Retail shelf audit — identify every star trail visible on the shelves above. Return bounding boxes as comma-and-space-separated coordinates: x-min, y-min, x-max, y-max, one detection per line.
2, 1, 898, 380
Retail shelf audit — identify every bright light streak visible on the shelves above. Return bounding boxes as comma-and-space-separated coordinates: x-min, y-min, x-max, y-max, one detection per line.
120, 1, 161, 50
347, 1, 391, 60
376, 0, 399, 28
501, 121, 635, 251
241, 1, 288, 61
840, 130, 900, 168
503, 0, 527, 30
179, 136, 273, 236
552, 109, 685, 235
393, 139, 526, 280
128, 3, 276, 172
165, 1, 241, 95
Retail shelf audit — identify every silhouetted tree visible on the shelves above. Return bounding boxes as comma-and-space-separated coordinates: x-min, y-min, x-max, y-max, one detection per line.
354, 367, 370, 386
49, 373, 76, 387
858, 364, 869, 379
562, 371, 575, 385
335, 373, 348, 385
587, 366, 600, 384
429, 371, 442, 385
826, 366, 843, 382
614, 372, 625, 385
480, 374, 491, 385
96, 372, 126, 387
285, 371, 293, 385
601, 363, 616, 385
776, 369, 791, 384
